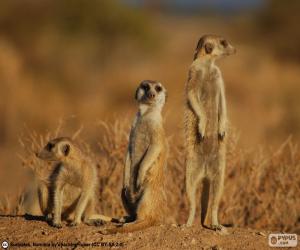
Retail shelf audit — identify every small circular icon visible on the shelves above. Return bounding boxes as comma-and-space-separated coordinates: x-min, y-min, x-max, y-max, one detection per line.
1, 241, 9, 249
270, 236, 277, 245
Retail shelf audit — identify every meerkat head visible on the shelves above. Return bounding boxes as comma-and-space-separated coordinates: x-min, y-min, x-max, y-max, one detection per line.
135, 80, 167, 108
36, 137, 73, 162
193, 35, 236, 61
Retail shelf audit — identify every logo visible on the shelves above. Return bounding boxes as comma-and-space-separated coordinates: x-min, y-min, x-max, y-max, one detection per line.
268, 234, 297, 247
1, 241, 9, 249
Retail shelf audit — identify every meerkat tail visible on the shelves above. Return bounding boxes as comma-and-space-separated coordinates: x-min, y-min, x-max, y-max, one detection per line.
88, 214, 117, 222
105, 219, 155, 234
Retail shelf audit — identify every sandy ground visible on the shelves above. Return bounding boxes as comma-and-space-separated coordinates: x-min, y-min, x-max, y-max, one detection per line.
1, 216, 298, 250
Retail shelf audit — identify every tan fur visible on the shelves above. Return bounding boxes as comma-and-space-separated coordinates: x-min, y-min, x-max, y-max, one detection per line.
185, 35, 235, 231
22, 176, 86, 220
100, 80, 168, 234
36, 137, 112, 228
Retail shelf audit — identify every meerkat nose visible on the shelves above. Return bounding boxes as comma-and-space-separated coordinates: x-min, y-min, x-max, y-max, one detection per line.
231, 46, 237, 54
147, 92, 155, 99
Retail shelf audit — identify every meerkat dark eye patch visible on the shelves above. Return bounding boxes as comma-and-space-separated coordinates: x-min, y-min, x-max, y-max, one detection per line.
155, 85, 162, 92
220, 39, 228, 48
204, 43, 214, 54
141, 84, 150, 91
62, 144, 70, 156
46, 143, 54, 151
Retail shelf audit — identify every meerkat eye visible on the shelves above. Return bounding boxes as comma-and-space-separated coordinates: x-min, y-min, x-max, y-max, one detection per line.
155, 86, 162, 92
46, 143, 54, 151
220, 39, 228, 48
204, 43, 214, 54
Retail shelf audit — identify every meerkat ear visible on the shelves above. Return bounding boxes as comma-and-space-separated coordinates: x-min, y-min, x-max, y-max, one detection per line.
135, 88, 139, 100
193, 50, 199, 60
61, 144, 70, 156
204, 43, 214, 54
193, 39, 202, 60
135, 87, 144, 101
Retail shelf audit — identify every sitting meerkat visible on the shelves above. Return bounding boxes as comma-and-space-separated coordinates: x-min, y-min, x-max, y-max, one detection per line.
100, 80, 168, 234
184, 35, 235, 231
36, 137, 113, 228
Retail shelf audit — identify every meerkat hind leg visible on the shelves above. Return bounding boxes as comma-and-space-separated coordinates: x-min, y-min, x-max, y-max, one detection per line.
210, 167, 227, 233
37, 183, 50, 216
69, 191, 90, 226
186, 160, 204, 226
52, 187, 63, 228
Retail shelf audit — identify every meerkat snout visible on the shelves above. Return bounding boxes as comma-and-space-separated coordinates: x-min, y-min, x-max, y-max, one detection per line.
147, 91, 156, 99
135, 80, 166, 106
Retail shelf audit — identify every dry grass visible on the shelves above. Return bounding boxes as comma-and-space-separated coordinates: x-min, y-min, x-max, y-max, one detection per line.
2, 119, 298, 233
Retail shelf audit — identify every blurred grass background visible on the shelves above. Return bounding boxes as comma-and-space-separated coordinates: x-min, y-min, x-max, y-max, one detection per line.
0, 0, 299, 231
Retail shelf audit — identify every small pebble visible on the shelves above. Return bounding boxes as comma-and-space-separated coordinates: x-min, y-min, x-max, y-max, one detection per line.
191, 238, 196, 245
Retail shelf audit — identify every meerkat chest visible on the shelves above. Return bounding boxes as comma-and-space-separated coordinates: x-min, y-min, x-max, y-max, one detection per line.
198, 70, 220, 107
62, 165, 85, 187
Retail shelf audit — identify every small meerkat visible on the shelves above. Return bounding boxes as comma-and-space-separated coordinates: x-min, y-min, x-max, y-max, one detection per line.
184, 35, 235, 231
36, 137, 113, 228
100, 80, 168, 234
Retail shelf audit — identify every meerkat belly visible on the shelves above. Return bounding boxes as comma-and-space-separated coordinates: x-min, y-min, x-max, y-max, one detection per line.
129, 122, 151, 191
201, 96, 218, 138
62, 184, 81, 207
198, 78, 219, 156
137, 153, 167, 220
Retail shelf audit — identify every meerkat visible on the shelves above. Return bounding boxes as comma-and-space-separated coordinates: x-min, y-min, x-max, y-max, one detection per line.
184, 35, 235, 231
36, 137, 113, 228
100, 80, 168, 234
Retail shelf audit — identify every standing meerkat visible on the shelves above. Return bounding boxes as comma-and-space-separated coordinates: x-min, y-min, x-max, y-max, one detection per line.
36, 137, 113, 228
100, 80, 168, 234
185, 35, 235, 231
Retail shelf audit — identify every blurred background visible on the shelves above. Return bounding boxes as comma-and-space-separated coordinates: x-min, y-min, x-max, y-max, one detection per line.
0, 0, 300, 228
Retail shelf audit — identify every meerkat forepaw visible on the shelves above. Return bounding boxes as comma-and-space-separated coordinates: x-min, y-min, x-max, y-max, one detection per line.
218, 131, 225, 141
199, 133, 205, 141
198, 123, 206, 141
122, 187, 130, 198
197, 131, 205, 142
